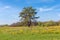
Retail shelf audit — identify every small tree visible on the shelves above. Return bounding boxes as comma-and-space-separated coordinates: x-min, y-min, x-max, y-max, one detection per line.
19, 7, 39, 27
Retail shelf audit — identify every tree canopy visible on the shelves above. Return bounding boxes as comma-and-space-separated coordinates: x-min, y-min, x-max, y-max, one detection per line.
19, 7, 39, 27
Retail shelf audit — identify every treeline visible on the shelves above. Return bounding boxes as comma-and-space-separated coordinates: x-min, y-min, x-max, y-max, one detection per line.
9, 20, 60, 27
0, 20, 60, 27
38, 21, 60, 27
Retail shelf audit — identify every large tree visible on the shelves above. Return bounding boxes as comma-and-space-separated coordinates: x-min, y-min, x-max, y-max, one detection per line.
19, 7, 39, 27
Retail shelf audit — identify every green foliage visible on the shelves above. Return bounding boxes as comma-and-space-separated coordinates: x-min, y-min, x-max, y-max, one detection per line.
37, 20, 59, 27
0, 24, 8, 27
19, 7, 39, 26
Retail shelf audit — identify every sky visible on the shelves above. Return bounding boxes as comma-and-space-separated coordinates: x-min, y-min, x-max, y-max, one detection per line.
0, 0, 60, 25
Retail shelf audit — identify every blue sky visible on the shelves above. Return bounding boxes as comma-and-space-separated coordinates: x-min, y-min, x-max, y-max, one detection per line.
0, 0, 60, 25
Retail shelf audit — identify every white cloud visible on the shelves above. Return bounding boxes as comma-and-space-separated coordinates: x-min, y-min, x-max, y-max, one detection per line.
0, 6, 11, 12
4, 6, 11, 9
38, 5, 60, 12
39, 8, 53, 12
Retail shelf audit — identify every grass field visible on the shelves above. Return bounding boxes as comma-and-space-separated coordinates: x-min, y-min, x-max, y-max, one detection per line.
0, 26, 60, 40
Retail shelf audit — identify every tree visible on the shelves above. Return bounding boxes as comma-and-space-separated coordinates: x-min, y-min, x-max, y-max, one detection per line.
19, 7, 39, 27
44, 20, 57, 27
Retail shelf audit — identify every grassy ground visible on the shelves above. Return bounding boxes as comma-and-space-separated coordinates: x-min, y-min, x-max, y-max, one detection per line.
0, 26, 60, 40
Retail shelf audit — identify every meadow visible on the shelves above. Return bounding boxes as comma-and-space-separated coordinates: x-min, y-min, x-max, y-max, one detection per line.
0, 26, 60, 40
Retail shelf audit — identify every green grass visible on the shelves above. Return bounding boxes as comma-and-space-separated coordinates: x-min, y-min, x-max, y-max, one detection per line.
0, 26, 60, 40
0, 33, 60, 40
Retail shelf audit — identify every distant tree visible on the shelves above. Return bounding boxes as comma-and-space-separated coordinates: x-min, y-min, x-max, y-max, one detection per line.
44, 20, 57, 27
0, 24, 8, 27
37, 21, 43, 26
10, 22, 21, 27
19, 7, 39, 27
56, 20, 60, 26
